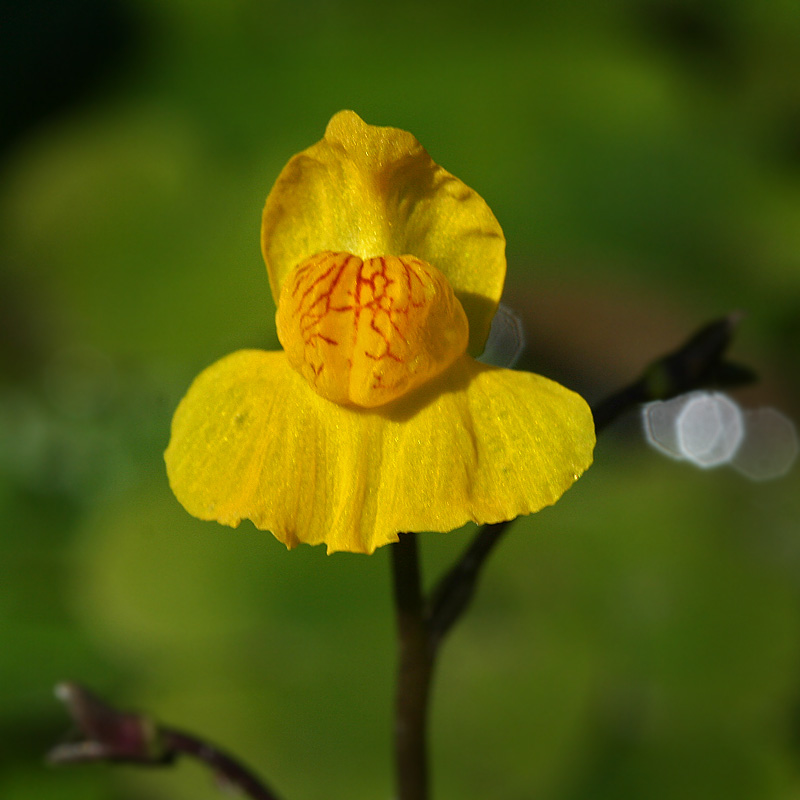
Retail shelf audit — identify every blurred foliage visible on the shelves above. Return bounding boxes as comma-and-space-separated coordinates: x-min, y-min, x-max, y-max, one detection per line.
1, 0, 799, 798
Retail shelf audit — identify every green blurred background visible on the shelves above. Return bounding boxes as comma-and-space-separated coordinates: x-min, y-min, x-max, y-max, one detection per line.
2, 1, 800, 798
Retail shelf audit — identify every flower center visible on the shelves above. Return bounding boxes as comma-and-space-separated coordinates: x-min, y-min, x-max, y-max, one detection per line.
276, 251, 469, 407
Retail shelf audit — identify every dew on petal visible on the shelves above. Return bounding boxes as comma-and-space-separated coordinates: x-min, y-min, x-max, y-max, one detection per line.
732, 407, 798, 481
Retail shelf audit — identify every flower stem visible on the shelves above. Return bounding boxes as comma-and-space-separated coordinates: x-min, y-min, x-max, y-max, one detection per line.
391, 533, 433, 800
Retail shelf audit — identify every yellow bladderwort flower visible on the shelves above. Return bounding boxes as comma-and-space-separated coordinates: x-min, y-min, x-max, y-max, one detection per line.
165, 111, 595, 554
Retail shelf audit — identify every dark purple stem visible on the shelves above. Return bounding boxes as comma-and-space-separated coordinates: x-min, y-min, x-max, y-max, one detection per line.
391, 533, 433, 800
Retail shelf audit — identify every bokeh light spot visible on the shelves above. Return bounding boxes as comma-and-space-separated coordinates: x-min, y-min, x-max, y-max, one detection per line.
732, 408, 798, 481
644, 392, 797, 481
643, 393, 689, 459
676, 392, 744, 468
478, 303, 526, 368
644, 391, 744, 467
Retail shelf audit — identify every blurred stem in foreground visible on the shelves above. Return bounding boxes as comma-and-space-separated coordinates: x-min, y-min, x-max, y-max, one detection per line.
49, 683, 282, 800
52, 313, 751, 800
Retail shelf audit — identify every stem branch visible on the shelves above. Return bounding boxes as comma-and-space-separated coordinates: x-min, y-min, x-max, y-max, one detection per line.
430, 311, 752, 646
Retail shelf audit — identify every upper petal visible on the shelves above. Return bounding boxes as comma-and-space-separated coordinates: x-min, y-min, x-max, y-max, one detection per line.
165, 350, 595, 555
261, 111, 506, 355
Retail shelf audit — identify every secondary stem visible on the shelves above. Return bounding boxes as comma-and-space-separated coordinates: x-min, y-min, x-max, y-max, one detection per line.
391, 533, 433, 800
429, 312, 753, 647
427, 520, 511, 651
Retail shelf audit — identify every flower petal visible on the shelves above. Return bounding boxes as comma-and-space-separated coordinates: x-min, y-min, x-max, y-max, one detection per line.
261, 111, 506, 355
165, 351, 594, 555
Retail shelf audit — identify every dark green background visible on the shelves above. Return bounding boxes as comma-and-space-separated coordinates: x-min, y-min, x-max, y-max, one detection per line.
2, 1, 799, 798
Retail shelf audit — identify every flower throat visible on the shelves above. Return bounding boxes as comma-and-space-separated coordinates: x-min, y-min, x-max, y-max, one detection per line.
276, 251, 469, 407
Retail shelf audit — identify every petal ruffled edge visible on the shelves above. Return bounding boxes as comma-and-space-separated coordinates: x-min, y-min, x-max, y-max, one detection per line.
165, 350, 595, 555
375, 354, 596, 539
261, 111, 506, 355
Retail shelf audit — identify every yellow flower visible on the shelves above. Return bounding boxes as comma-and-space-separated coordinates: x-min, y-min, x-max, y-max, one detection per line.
165, 111, 595, 554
